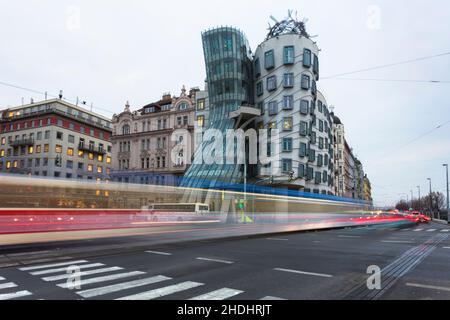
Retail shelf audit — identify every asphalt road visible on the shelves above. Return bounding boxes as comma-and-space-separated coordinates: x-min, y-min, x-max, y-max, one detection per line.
1, 221, 450, 300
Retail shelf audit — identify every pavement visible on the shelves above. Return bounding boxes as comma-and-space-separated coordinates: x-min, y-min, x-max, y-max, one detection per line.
1, 221, 450, 300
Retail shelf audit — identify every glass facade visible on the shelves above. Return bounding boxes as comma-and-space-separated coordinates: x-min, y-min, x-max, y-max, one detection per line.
182, 27, 253, 188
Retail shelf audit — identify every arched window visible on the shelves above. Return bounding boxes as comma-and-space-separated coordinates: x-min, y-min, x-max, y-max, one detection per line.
122, 124, 130, 135
178, 102, 188, 110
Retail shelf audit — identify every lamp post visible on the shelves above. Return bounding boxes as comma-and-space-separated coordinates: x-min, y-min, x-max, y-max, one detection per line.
444, 164, 449, 223
427, 178, 432, 220
417, 186, 421, 212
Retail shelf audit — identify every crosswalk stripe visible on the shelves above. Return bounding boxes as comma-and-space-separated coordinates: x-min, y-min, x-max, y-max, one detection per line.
189, 288, 243, 300
19, 260, 89, 271
260, 296, 287, 300
42, 267, 123, 282
116, 281, 204, 300
0, 276, 4, 281
146, 251, 172, 256
413, 229, 423, 232
57, 271, 146, 289
77, 275, 171, 298
441, 229, 450, 232
30, 263, 104, 275
0, 282, 17, 290
0, 290, 32, 300
426, 229, 437, 232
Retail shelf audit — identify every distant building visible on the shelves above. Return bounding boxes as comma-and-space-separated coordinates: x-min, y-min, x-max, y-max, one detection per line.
363, 174, 373, 204
111, 87, 197, 185
0, 99, 112, 180
332, 113, 345, 197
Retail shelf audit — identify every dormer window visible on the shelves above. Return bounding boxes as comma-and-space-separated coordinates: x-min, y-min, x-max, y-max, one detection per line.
178, 102, 189, 110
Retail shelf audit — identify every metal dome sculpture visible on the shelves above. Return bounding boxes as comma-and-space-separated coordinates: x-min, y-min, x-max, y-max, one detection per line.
266, 10, 310, 40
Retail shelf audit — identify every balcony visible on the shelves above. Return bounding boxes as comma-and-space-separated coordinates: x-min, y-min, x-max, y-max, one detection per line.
10, 138, 34, 147
78, 143, 107, 155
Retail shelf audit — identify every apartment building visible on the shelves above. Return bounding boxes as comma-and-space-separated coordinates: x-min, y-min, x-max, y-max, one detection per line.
0, 99, 112, 180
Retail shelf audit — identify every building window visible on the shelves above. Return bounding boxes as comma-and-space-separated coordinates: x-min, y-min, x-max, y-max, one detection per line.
78, 162, 84, 170
6, 161, 11, 169
315, 172, 322, 184
283, 117, 293, 131
299, 142, 307, 157
300, 100, 309, 115
283, 95, 293, 110
319, 137, 324, 149
267, 76, 277, 91
303, 48, 312, 67
106, 156, 111, 164
68, 135, 75, 143
0, 149, 4, 157
318, 101, 323, 113
87, 164, 93, 172
35, 158, 40, 167
313, 54, 319, 77
283, 46, 295, 64
300, 121, 308, 136
317, 154, 323, 167
256, 81, 263, 96
311, 130, 316, 144
122, 124, 130, 135
28, 146, 33, 154
55, 145, 62, 153
282, 137, 293, 152
282, 159, 292, 173
258, 101, 264, 115
197, 99, 205, 110
97, 166, 103, 174
1, 137, 5, 145
298, 163, 305, 178
301, 74, 310, 90
67, 160, 73, 169
268, 101, 278, 115
98, 154, 103, 162
37, 132, 42, 140
67, 147, 74, 156
88, 153, 94, 160
283, 73, 294, 88
254, 58, 261, 77
56, 131, 63, 140
264, 50, 275, 69
308, 148, 316, 162
197, 115, 204, 128
57, 119, 63, 127
44, 131, 50, 139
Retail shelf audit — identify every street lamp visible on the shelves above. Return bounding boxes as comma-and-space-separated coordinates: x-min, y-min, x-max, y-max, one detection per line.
417, 186, 421, 212
444, 164, 449, 223
427, 178, 432, 220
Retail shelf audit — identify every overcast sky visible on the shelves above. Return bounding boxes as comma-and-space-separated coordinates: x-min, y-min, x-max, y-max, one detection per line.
1, 0, 449, 207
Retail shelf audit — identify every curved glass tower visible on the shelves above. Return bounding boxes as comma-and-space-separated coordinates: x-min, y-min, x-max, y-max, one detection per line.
182, 27, 253, 188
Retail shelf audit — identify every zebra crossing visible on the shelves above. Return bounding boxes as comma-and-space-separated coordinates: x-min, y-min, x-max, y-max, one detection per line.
0, 275, 32, 300
18, 258, 268, 300
401, 228, 450, 233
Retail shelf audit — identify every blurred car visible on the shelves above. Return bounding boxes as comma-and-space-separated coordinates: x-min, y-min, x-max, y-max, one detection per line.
406, 211, 431, 223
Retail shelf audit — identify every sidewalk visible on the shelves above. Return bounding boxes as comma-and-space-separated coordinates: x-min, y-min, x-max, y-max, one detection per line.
432, 218, 449, 225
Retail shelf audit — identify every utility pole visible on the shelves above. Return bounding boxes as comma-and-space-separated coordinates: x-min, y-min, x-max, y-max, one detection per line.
444, 164, 449, 224
410, 190, 413, 210
427, 178, 432, 220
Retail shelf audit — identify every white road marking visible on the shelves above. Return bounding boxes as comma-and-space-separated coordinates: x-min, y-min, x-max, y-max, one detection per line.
19, 260, 89, 271
146, 251, 172, 256
266, 238, 289, 241
8, 250, 50, 257
0, 276, 5, 281
413, 229, 423, 232
406, 282, 450, 292
337, 235, 361, 238
58, 271, 146, 289
426, 229, 437, 232
260, 296, 287, 300
196, 257, 234, 264
116, 281, 203, 300
274, 268, 333, 278
42, 266, 123, 281
77, 275, 171, 298
442, 247, 450, 249
0, 290, 32, 300
441, 229, 450, 232
189, 288, 243, 300
30, 263, 104, 275
0, 282, 17, 290
381, 240, 414, 244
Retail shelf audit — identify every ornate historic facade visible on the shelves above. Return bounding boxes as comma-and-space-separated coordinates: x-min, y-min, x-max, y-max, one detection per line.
111, 87, 197, 185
